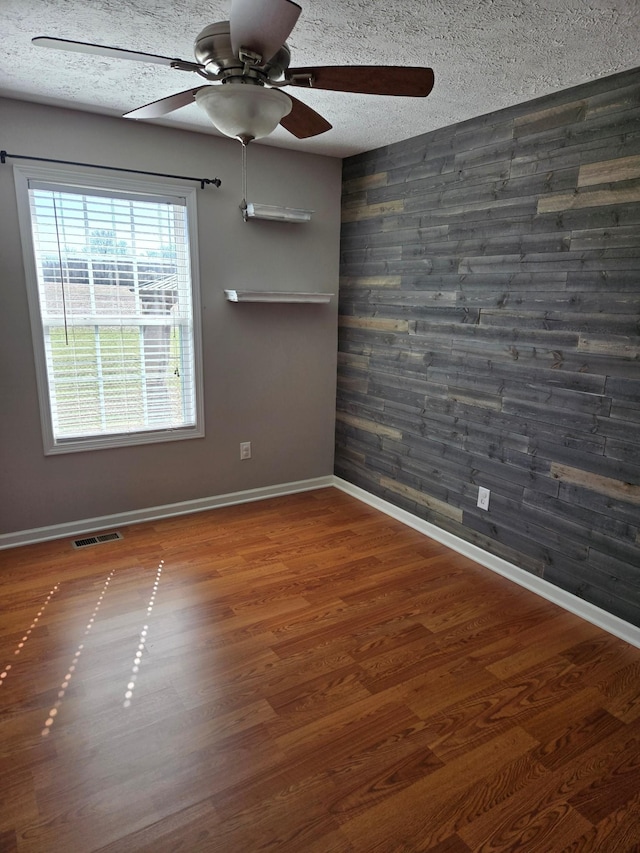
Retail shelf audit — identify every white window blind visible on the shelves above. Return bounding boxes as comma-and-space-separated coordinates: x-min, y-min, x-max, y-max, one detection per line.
15, 167, 204, 454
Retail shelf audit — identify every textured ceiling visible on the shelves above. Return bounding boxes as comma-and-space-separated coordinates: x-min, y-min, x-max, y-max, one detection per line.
2, 0, 639, 158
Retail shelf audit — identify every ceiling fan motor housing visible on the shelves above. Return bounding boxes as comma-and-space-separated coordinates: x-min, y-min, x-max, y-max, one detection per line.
194, 22, 290, 83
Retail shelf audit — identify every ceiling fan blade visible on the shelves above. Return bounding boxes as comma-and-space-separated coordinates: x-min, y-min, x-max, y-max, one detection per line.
32, 36, 202, 70
123, 87, 207, 120
230, 0, 301, 63
286, 65, 435, 97
279, 94, 332, 139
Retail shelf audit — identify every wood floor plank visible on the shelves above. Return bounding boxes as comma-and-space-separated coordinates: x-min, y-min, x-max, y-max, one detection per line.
419, 838, 472, 853
598, 660, 640, 723
209, 773, 345, 852
415, 656, 579, 762
412, 750, 549, 850
339, 726, 540, 848
0, 829, 19, 853
460, 799, 592, 852
533, 707, 626, 772
457, 722, 640, 851
0, 770, 39, 836
1, 488, 639, 851
274, 692, 419, 757
484, 615, 603, 680
567, 729, 640, 825
94, 801, 220, 853
560, 790, 640, 852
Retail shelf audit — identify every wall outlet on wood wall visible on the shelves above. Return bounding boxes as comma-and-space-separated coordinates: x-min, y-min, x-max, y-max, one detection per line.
477, 487, 490, 511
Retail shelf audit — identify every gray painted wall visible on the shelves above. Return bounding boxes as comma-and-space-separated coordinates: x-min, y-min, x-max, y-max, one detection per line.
336, 68, 640, 627
0, 98, 341, 535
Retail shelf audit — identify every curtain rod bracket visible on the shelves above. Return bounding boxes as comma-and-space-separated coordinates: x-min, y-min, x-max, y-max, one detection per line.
1, 150, 221, 188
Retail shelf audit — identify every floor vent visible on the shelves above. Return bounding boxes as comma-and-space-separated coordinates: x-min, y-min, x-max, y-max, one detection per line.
72, 531, 123, 549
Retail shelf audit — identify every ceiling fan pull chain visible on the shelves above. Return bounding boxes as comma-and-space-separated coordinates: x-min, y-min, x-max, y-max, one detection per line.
240, 140, 249, 221
242, 139, 247, 202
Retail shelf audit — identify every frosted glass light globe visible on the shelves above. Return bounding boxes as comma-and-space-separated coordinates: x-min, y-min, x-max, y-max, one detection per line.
195, 85, 292, 143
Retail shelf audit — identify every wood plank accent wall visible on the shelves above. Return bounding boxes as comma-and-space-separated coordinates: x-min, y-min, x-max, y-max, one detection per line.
335, 67, 640, 628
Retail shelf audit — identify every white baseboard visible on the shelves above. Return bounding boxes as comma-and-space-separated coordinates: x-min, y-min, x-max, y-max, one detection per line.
3, 473, 638, 649
333, 477, 640, 650
0, 476, 334, 551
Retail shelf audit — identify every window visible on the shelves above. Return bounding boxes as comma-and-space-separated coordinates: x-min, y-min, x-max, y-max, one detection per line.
14, 165, 204, 454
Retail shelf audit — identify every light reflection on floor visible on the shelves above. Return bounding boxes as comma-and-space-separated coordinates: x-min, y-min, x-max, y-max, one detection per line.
2, 561, 167, 737
0, 584, 60, 686
41, 570, 115, 737
124, 560, 164, 708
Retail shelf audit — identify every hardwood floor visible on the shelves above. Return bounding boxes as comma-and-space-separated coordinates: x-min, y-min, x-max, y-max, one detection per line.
1, 487, 639, 852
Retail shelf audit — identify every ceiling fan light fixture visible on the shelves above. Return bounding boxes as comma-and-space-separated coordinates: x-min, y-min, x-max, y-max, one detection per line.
195, 85, 292, 142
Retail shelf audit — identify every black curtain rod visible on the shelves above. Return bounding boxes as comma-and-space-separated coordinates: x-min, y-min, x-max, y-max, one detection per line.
0, 150, 221, 189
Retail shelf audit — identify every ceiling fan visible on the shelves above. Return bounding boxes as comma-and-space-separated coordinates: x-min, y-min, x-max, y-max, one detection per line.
32, 0, 435, 145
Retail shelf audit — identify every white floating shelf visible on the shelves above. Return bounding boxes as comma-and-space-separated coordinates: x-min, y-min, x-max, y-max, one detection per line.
225, 290, 333, 304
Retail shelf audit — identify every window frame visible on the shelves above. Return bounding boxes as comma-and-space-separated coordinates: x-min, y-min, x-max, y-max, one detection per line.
13, 164, 205, 455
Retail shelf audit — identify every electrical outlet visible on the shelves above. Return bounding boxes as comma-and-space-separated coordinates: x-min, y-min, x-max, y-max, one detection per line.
240, 441, 251, 460
477, 486, 490, 511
